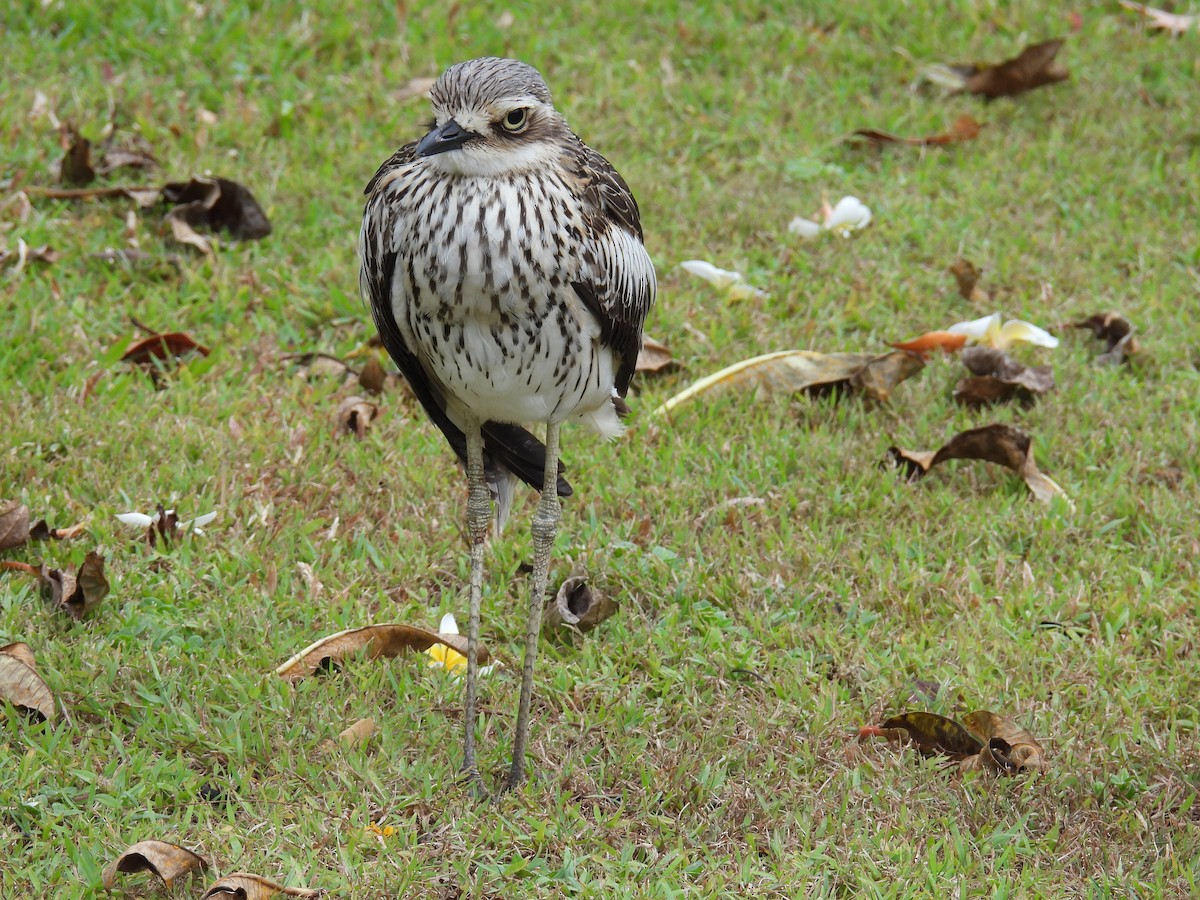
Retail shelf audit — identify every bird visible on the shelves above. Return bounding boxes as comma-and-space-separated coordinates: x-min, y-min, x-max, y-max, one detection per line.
358, 57, 656, 793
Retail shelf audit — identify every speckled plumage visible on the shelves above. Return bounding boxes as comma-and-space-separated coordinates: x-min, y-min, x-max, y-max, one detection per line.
359, 57, 656, 517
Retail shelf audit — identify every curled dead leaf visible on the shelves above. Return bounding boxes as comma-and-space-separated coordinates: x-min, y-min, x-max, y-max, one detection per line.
543, 575, 619, 636
162, 176, 272, 241
336, 395, 379, 438
852, 114, 982, 147
39, 551, 110, 619
357, 355, 387, 395
275, 623, 489, 681
962, 38, 1070, 100
102, 840, 209, 890
0, 500, 31, 551
863, 711, 983, 760
1120, 1, 1199, 36
949, 258, 989, 303
886, 423, 1068, 504
1072, 312, 1138, 365
0, 642, 55, 722
320, 717, 379, 753
960, 710, 1047, 774
59, 124, 96, 185
954, 346, 1055, 407
636, 335, 678, 374
201, 872, 322, 898
654, 349, 924, 416
119, 331, 211, 381
0, 240, 60, 271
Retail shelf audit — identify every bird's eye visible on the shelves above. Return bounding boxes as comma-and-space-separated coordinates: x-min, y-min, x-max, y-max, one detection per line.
501, 108, 528, 132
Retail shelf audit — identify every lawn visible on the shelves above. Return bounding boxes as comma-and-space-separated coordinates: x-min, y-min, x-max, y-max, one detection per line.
2, 0, 1200, 896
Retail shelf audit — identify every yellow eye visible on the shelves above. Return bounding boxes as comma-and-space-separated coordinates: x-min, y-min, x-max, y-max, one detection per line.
501, 108, 528, 131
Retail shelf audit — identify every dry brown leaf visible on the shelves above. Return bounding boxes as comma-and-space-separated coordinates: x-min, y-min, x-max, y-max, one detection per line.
960, 710, 1047, 774
282, 352, 356, 381
654, 349, 924, 415
1072, 312, 1138, 365
0, 240, 61, 271
636, 335, 679, 374
119, 330, 210, 382
860, 711, 983, 760
39, 551, 110, 619
162, 176, 272, 241
0, 642, 55, 722
949, 258, 989, 303
887, 330, 968, 357
102, 840, 209, 890
852, 114, 982, 147
0, 500, 31, 551
954, 346, 1055, 407
275, 623, 489, 681
320, 717, 379, 752
167, 208, 213, 253
201, 872, 322, 898
886, 423, 1068, 504
59, 124, 96, 185
358, 355, 387, 395
543, 575, 619, 636
336, 395, 379, 438
1120, 1, 1199, 36
394, 76, 438, 102
28, 519, 88, 541
962, 38, 1070, 100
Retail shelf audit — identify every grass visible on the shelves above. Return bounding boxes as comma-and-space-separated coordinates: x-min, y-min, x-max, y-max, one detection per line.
2, 0, 1200, 895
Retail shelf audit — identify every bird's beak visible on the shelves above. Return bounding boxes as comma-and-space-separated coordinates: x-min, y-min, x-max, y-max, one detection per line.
416, 118, 473, 157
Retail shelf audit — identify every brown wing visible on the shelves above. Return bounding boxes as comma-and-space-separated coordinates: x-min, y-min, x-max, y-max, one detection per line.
567, 138, 657, 400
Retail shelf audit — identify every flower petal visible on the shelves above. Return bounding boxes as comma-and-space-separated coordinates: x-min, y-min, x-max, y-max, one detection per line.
947, 313, 1002, 342
995, 319, 1059, 350
680, 260, 742, 291
438, 613, 459, 635
823, 196, 872, 235
178, 510, 218, 531
116, 512, 156, 527
727, 282, 769, 301
787, 217, 822, 240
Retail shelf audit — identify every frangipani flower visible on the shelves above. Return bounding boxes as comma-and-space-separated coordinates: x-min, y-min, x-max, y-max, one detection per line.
427, 613, 498, 678
789, 195, 873, 240
947, 313, 1059, 350
116, 509, 218, 534
679, 260, 769, 300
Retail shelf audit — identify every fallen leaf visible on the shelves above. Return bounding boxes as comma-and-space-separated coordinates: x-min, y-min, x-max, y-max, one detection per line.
0, 642, 55, 721
96, 140, 158, 176
102, 840, 209, 890
28, 519, 88, 541
654, 349, 924, 416
1072, 312, 1138, 365
119, 330, 210, 382
636, 335, 678, 374
962, 38, 1070, 100
861, 711, 983, 760
336, 395, 379, 438
275, 623, 490, 681
0, 240, 61, 271
954, 346, 1055, 407
542, 575, 619, 636
357, 355, 387, 395
161, 177, 272, 252
335, 717, 378, 748
887, 423, 1068, 503
39, 551, 109, 619
852, 114, 982, 147
282, 352, 357, 381
0, 501, 31, 551
960, 710, 1047, 773
949, 258, 989, 303
888, 330, 968, 356
201, 873, 322, 898
1119, 1, 1199, 36
394, 76, 438, 102
59, 124, 96, 185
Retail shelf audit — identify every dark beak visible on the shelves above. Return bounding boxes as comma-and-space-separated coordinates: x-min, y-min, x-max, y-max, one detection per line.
416, 118, 473, 157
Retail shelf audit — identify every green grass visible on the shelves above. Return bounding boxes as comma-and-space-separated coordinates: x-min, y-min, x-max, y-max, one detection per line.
3, 0, 1200, 896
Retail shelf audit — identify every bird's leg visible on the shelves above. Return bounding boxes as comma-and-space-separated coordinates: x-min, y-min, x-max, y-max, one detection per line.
462, 414, 490, 793
504, 421, 561, 792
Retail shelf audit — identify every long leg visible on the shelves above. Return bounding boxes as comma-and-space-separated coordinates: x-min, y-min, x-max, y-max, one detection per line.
504, 420, 561, 792
462, 413, 490, 791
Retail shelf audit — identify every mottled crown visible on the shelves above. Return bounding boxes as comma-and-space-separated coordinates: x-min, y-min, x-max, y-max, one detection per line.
431, 57, 553, 109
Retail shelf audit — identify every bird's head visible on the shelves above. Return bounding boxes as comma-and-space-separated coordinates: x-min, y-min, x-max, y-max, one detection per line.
417, 57, 569, 177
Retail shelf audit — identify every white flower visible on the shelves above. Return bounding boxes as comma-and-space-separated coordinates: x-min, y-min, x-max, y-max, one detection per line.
947, 313, 1058, 350
789, 195, 872, 240
116, 508, 218, 535
680, 260, 768, 300
427, 613, 498, 678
